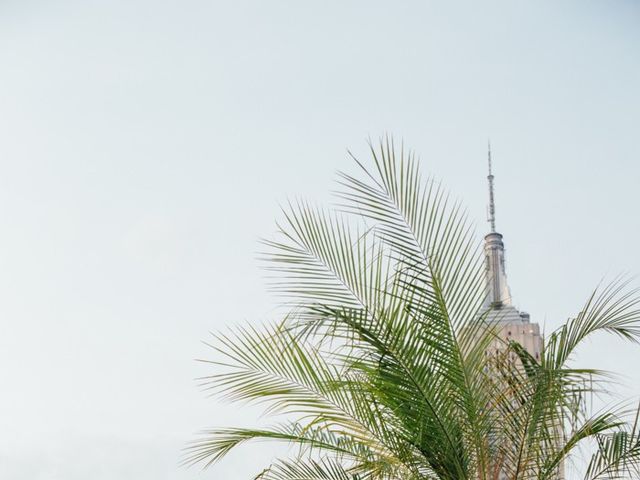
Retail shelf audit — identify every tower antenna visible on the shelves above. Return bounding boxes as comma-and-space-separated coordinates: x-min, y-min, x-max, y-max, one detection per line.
487, 141, 496, 233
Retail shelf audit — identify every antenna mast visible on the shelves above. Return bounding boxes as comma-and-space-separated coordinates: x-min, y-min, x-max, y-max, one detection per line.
487, 141, 496, 233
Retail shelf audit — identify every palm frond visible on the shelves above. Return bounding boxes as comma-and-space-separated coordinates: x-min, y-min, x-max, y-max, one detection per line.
545, 277, 640, 369
193, 137, 640, 480
256, 458, 360, 480
584, 406, 640, 480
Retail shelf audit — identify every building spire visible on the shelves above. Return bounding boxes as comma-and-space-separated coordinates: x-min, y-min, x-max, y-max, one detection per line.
483, 142, 513, 308
487, 140, 496, 233
481, 144, 531, 323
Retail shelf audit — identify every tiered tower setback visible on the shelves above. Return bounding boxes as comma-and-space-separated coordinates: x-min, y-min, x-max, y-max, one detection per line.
481, 146, 563, 480
482, 145, 542, 361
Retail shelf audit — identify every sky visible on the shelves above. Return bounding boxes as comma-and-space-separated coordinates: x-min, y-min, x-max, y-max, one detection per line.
0, 1, 639, 478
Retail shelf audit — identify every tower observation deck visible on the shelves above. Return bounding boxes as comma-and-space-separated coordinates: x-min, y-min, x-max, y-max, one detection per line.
481, 145, 562, 479
481, 144, 542, 358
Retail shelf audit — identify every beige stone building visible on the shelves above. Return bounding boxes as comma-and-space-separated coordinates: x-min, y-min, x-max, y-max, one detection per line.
481, 148, 562, 480
482, 148, 542, 360
483, 229, 543, 361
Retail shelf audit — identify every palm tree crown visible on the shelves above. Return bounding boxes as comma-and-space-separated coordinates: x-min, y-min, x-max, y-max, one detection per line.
188, 139, 640, 480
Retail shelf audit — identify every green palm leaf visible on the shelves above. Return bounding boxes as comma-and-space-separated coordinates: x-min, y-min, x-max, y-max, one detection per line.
192, 138, 640, 480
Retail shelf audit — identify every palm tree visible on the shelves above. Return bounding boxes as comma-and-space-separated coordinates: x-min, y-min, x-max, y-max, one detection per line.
187, 139, 640, 480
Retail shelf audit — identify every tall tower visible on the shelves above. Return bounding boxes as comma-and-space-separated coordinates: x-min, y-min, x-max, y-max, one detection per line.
482, 145, 541, 356
484, 144, 513, 309
482, 146, 563, 480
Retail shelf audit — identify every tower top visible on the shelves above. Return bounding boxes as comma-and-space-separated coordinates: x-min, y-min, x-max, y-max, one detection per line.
481, 144, 529, 323
483, 142, 512, 309
487, 141, 497, 233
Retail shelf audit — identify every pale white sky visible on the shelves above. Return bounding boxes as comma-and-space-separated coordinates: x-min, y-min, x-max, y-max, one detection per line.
0, 1, 639, 479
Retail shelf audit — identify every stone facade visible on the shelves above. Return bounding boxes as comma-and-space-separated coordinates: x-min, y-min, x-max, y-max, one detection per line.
481, 151, 563, 480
